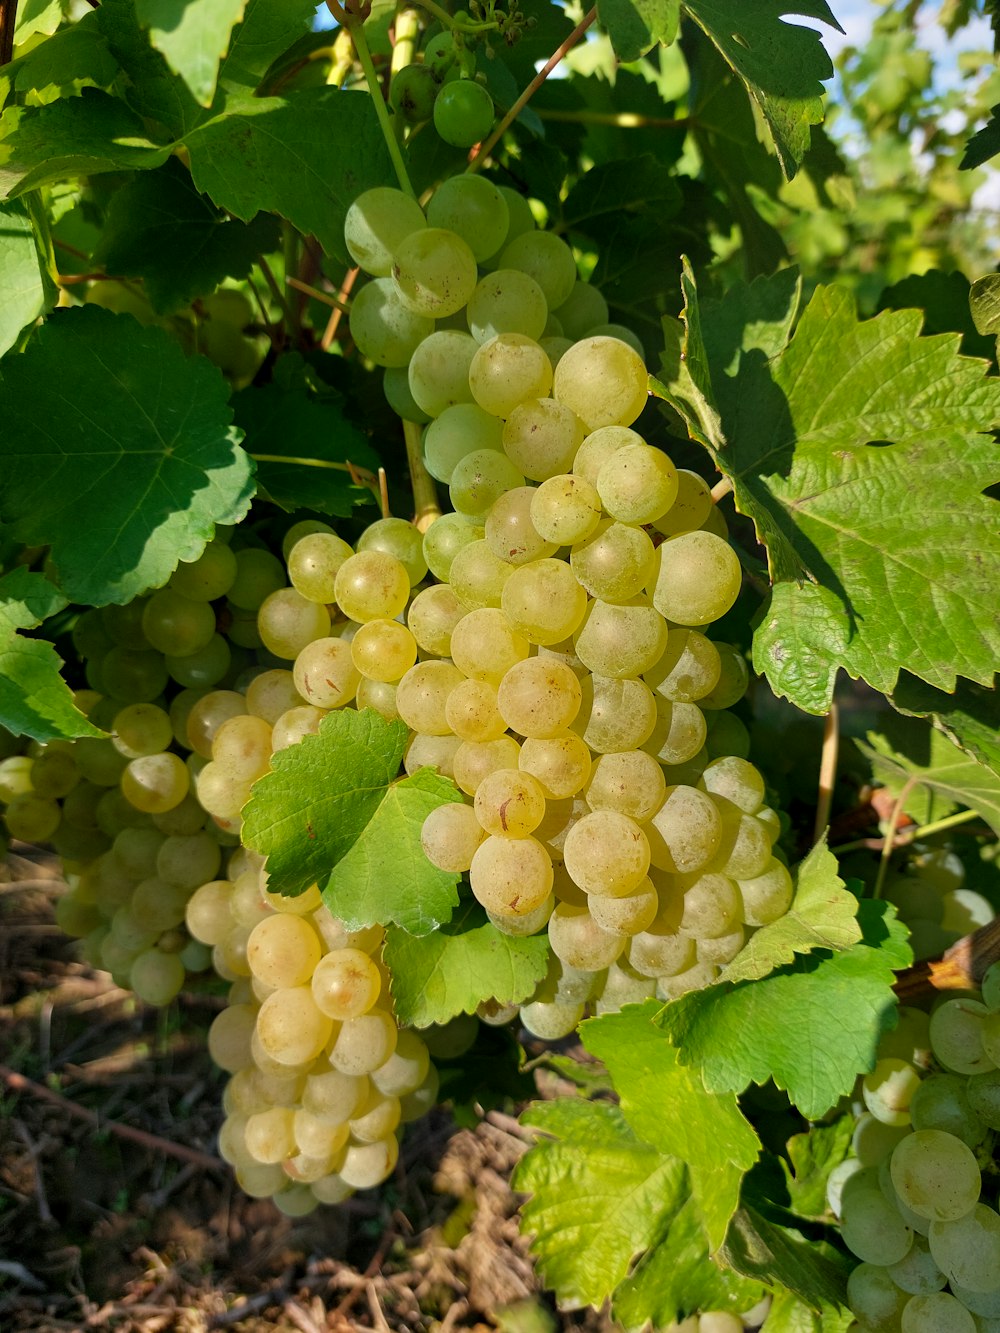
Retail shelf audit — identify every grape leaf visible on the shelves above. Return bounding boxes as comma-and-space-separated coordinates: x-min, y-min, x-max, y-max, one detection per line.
722, 840, 861, 984
135, 0, 247, 106
562, 154, 682, 231
0, 569, 104, 741
582, 1001, 760, 1251
232, 382, 380, 515
514, 1098, 689, 1310
93, 159, 279, 314
961, 105, 1000, 170
383, 899, 550, 1027
762, 1288, 853, 1333
657, 267, 1000, 714
680, 1, 842, 180
0, 199, 50, 357
214, 0, 318, 94
0, 92, 172, 199
613, 1196, 764, 1331
242, 709, 464, 932
0, 15, 120, 106
596, 0, 680, 64
184, 88, 396, 262
970, 272, 1000, 335
0, 305, 254, 606
859, 713, 1000, 837
95, 0, 206, 137
14, 0, 69, 44
782, 1116, 853, 1220
890, 674, 1000, 782
658, 901, 911, 1119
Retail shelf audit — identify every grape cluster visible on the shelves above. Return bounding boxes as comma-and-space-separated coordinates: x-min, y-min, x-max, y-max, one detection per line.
389, 30, 495, 149
344, 185, 794, 1039
830, 968, 1000, 1331
882, 847, 995, 963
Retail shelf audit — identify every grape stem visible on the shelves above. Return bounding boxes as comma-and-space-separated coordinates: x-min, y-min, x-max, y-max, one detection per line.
408, 0, 496, 32
321, 265, 360, 350
287, 276, 352, 313
831, 806, 982, 854
813, 702, 839, 845
403, 418, 441, 531
711, 476, 734, 503
328, 0, 417, 200
871, 776, 918, 899
536, 107, 691, 129
467, 6, 598, 172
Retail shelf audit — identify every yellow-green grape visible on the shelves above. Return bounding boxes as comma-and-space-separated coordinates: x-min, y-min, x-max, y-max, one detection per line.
29, 747, 80, 798
395, 660, 465, 735
499, 230, 578, 310
311, 948, 382, 1020
650, 531, 743, 627
111, 703, 174, 759
287, 532, 354, 604
0, 754, 35, 802
547, 901, 625, 969
356, 516, 428, 586
645, 629, 722, 704
587, 323, 644, 357
156, 830, 221, 886
424, 403, 504, 483
329, 1008, 398, 1076
596, 442, 678, 524
449, 448, 525, 520
245, 669, 303, 725
529, 473, 602, 546
407, 584, 466, 656
186, 879, 233, 946
676, 871, 741, 939
698, 756, 765, 813
100, 646, 170, 702
699, 643, 750, 710
407, 329, 477, 418
553, 337, 648, 431
339, 1136, 399, 1189
256, 986, 334, 1066
129, 948, 186, 1005
737, 859, 793, 926
647, 785, 723, 875
554, 281, 609, 341
247, 914, 323, 989
281, 520, 336, 562
5, 794, 61, 843
588, 880, 659, 936
468, 334, 554, 419
426, 174, 509, 263
571, 675, 657, 754
654, 469, 714, 537
228, 548, 286, 611
473, 768, 547, 838
185, 689, 247, 759
121, 752, 189, 814
466, 268, 548, 343
449, 607, 530, 685
333, 551, 410, 622
421, 802, 487, 871
272, 704, 326, 749
391, 227, 478, 318
404, 732, 461, 777
572, 425, 643, 485
484, 487, 557, 566
444, 678, 507, 742
422, 513, 485, 583
257, 588, 331, 659
568, 519, 653, 603
497, 656, 582, 739
344, 186, 426, 276
452, 735, 522, 796
585, 751, 666, 822
500, 557, 587, 645
290, 636, 362, 708
141, 588, 217, 656
350, 619, 418, 683
483, 186, 536, 265
573, 598, 668, 679
195, 762, 252, 820
170, 540, 238, 601
449, 539, 514, 610
211, 714, 273, 783
518, 733, 592, 800
165, 634, 231, 690
563, 810, 650, 897
350, 277, 435, 366
469, 834, 553, 915
642, 698, 707, 767
208, 1003, 257, 1073
384, 364, 430, 424
501, 398, 585, 482
890, 1130, 982, 1222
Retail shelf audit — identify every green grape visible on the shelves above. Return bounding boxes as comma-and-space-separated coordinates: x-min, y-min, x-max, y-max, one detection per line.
433, 79, 495, 148
29, 747, 80, 799
654, 468, 714, 537
484, 486, 557, 566
101, 598, 152, 648
518, 733, 592, 800
529, 473, 602, 546
356, 516, 428, 586
885, 1234, 947, 1295
169, 540, 238, 601
847, 1264, 909, 1330
350, 276, 435, 366
554, 281, 609, 341
585, 751, 665, 822
587, 322, 644, 357
228, 548, 286, 611
502, 397, 585, 481
468, 333, 553, 418
929, 998, 992, 1076
466, 269, 548, 343
287, 531, 354, 604
424, 515, 487, 584
496, 656, 582, 738
571, 674, 658, 754
563, 809, 650, 896
573, 597, 668, 678
423, 403, 503, 483
426, 174, 509, 262
5, 794, 61, 843
500, 231, 578, 310
647, 785, 722, 875
486, 186, 536, 264
540, 335, 573, 369
111, 703, 173, 759
101, 646, 169, 703
343, 187, 427, 276
547, 902, 624, 969
334, 550, 410, 622
383, 365, 431, 424
677, 872, 742, 939
572, 424, 642, 485
407, 583, 465, 656
395, 660, 465, 735
862, 1057, 922, 1126
390, 63, 438, 122
649, 531, 743, 627
408, 329, 477, 417
982, 960, 1000, 1010
500, 557, 588, 645
292, 637, 361, 708
699, 643, 750, 710
890, 1129, 981, 1222
737, 858, 794, 926
966, 1069, 1000, 1129
165, 633, 231, 689
470, 834, 553, 916
596, 442, 678, 524
570, 519, 655, 602
142, 588, 216, 656
901, 1293, 975, 1333
392, 227, 478, 318
645, 630, 721, 705
840, 1175, 915, 1264
121, 751, 190, 814
449, 606, 530, 684
553, 336, 648, 431
449, 448, 525, 519
280, 520, 335, 562
421, 801, 487, 872
910, 1073, 987, 1146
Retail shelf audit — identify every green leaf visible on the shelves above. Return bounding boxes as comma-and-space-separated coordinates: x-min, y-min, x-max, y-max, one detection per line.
0, 569, 104, 741
14, 0, 71, 44
215, 0, 318, 94
383, 899, 550, 1027
0, 14, 120, 106
879, 271, 994, 362
0, 305, 254, 606
562, 154, 682, 231
596, 0, 681, 63
0, 92, 171, 199
890, 674, 1000, 782
658, 270, 1000, 713
136, 0, 247, 106
970, 272, 1000, 335
582, 1001, 760, 1251
95, 0, 206, 136
658, 901, 911, 1119
184, 87, 396, 262
435, 1022, 534, 1127
242, 709, 464, 932
232, 382, 380, 515
859, 713, 1000, 837
613, 1196, 764, 1331
762, 1287, 854, 1333
723, 839, 861, 984
961, 105, 1000, 170
514, 1098, 688, 1310
782, 1116, 853, 1220
93, 159, 279, 314
0, 198, 49, 356
680, 1, 842, 179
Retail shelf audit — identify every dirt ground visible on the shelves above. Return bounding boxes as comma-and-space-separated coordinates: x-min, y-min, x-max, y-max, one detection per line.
0, 847, 618, 1333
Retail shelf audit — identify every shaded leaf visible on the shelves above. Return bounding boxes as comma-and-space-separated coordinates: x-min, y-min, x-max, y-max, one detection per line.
0, 569, 104, 741
597, 0, 680, 63
0, 14, 119, 106
890, 673, 1000, 782
0, 198, 49, 356
215, 0, 317, 94
96, 0, 205, 136
384, 899, 549, 1027
762, 1287, 853, 1333
782, 1116, 853, 1220
136, 0, 247, 106
961, 105, 1000, 170
0, 306, 253, 606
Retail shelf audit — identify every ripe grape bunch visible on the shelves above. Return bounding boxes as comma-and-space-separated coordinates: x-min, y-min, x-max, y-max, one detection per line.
830, 967, 1000, 1331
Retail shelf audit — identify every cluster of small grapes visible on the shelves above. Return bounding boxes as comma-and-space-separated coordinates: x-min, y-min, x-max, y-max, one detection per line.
882, 846, 995, 963
389, 29, 496, 150
189, 852, 436, 1216
342, 184, 795, 1038
828, 969, 1000, 1331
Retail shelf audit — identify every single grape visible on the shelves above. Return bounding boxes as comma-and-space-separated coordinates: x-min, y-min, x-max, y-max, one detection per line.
433, 79, 494, 148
